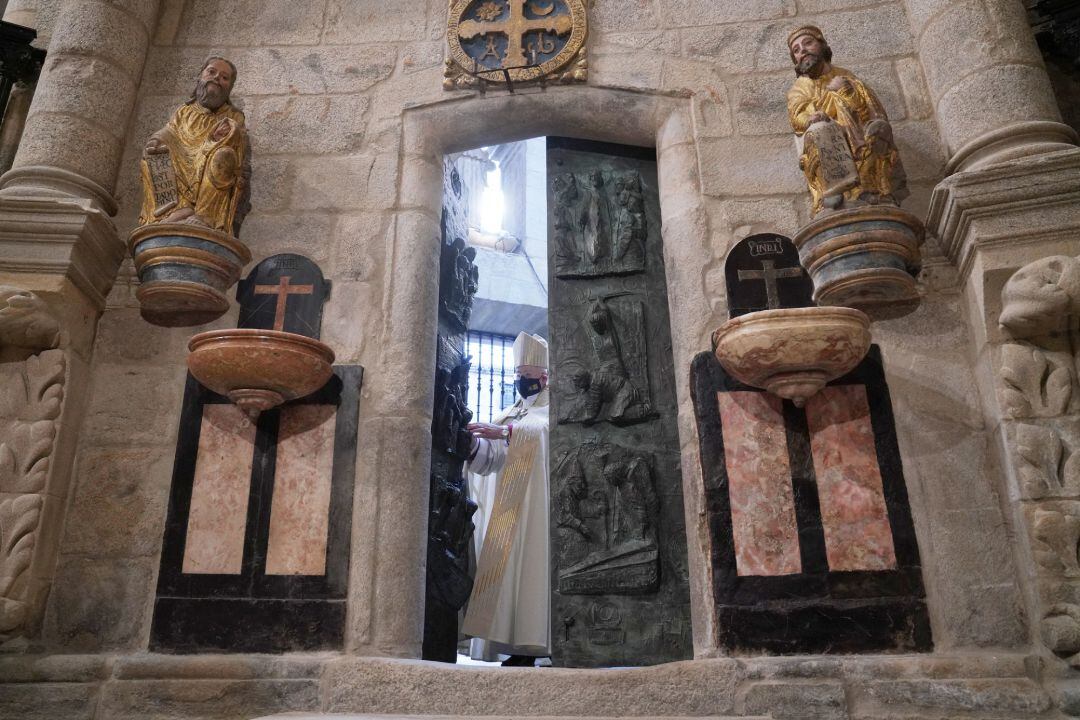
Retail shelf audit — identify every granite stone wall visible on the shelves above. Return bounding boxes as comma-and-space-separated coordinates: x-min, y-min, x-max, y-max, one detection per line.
49, 0, 1019, 657
3, 0, 1078, 718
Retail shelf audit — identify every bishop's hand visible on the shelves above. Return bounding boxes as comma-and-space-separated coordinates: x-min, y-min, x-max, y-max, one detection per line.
468, 422, 509, 440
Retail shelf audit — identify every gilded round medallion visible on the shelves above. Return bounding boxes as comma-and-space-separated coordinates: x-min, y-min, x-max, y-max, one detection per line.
447, 0, 588, 83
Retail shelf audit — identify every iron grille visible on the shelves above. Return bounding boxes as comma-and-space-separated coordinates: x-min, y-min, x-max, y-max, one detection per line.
465, 331, 517, 424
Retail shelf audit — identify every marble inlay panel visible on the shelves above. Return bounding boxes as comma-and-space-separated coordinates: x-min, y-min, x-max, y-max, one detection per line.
265, 404, 337, 576
717, 391, 802, 576
183, 404, 257, 575
806, 384, 897, 572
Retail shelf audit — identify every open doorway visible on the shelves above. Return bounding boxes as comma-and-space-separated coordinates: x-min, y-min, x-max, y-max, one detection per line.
424, 136, 692, 669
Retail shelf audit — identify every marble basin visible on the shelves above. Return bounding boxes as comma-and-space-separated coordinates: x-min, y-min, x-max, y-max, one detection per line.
712, 307, 871, 407
188, 329, 335, 416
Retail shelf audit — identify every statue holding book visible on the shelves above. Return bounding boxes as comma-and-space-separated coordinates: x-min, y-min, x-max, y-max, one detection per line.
139, 56, 250, 234
785, 26, 924, 312
129, 57, 253, 326
786, 26, 907, 217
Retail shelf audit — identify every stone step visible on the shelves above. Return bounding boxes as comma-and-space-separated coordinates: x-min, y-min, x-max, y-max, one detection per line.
254, 716, 766, 720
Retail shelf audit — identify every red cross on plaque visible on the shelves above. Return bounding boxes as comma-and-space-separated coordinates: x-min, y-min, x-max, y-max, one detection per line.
254, 276, 314, 331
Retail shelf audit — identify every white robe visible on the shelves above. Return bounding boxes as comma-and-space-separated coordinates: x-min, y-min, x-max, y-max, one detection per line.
464, 389, 550, 658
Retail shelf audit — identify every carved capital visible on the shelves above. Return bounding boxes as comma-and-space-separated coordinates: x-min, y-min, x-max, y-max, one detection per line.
926, 147, 1080, 286
0, 195, 123, 311
0, 166, 118, 216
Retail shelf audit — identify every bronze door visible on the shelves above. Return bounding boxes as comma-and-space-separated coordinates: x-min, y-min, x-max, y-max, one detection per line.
547, 137, 692, 667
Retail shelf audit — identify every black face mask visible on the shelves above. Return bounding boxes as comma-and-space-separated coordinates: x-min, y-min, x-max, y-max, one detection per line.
517, 377, 542, 398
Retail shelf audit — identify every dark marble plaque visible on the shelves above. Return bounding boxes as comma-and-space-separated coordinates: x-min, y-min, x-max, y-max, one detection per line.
689, 346, 932, 654
724, 233, 813, 317
151, 365, 362, 653
237, 253, 331, 339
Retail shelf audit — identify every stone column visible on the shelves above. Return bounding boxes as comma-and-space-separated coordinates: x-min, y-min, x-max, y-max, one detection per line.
905, 0, 1077, 172
0, 0, 161, 645
892, 11, 1080, 709
2, 0, 159, 210
927, 143, 1080, 714
0, 81, 35, 175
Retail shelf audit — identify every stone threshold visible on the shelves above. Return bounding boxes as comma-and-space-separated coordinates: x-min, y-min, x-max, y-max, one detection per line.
0, 652, 1056, 720
0, 650, 1039, 683
252, 716, 767, 720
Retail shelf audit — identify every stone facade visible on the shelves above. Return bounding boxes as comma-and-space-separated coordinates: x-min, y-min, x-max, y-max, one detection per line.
0, 0, 1078, 718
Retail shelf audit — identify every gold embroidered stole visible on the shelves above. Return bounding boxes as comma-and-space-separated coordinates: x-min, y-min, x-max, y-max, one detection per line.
463, 410, 545, 634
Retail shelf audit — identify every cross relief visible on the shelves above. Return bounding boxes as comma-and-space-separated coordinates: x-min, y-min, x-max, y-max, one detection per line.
738, 260, 805, 310
254, 276, 314, 331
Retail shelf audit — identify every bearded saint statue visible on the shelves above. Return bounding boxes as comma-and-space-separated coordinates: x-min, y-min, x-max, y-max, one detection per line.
138, 57, 250, 235
786, 26, 908, 216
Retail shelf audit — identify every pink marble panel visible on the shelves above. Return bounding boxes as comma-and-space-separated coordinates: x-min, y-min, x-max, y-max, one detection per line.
717, 391, 802, 576
806, 385, 897, 572
183, 404, 257, 575
265, 404, 336, 576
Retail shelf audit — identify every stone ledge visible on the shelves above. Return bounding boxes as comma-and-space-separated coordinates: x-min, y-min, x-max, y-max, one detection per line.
111, 652, 331, 680
0, 651, 1039, 683
0, 652, 1053, 720
0, 195, 123, 310
926, 147, 1080, 284
856, 678, 1053, 715
0, 654, 109, 683
253, 717, 767, 720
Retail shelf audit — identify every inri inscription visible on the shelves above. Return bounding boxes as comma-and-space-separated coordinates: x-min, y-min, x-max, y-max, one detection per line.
724, 233, 813, 317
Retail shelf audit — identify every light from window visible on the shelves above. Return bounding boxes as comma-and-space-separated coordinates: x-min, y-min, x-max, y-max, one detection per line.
478, 163, 504, 234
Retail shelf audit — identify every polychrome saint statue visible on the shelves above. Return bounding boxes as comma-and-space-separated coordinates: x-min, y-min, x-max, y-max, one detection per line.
139, 57, 251, 236
786, 26, 908, 216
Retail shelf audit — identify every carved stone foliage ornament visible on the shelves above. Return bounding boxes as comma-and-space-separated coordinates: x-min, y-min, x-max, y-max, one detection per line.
1016, 421, 1080, 500
0, 287, 63, 642
999, 256, 1080, 669
444, 0, 588, 90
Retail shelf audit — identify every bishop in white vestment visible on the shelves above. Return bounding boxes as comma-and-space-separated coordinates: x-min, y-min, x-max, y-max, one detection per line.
463, 332, 551, 663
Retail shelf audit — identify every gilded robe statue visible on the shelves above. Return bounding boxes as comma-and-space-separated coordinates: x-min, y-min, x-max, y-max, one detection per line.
139, 57, 250, 235
786, 26, 908, 216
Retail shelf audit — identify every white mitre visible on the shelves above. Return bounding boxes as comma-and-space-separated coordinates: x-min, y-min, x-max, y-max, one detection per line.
513, 331, 548, 369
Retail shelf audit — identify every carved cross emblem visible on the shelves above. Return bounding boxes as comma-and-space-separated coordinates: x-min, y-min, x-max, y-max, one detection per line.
738, 261, 804, 310
459, 0, 573, 68
254, 276, 314, 331
445, 0, 587, 88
